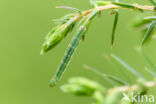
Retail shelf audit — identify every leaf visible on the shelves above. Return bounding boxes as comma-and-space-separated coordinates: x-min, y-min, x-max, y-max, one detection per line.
94, 1, 111, 6
133, 18, 151, 29
61, 77, 104, 96
106, 74, 128, 85
144, 16, 156, 21
83, 64, 129, 86
139, 50, 156, 71
56, 6, 82, 14
149, 0, 156, 6
144, 67, 156, 77
49, 10, 98, 87
112, 2, 135, 9
40, 19, 75, 54
103, 53, 132, 83
68, 77, 103, 90
141, 20, 156, 46
53, 13, 76, 23
89, 0, 97, 7
111, 11, 119, 48
111, 54, 145, 79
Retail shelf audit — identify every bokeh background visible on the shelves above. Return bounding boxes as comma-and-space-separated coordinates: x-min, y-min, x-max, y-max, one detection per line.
0, 0, 156, 104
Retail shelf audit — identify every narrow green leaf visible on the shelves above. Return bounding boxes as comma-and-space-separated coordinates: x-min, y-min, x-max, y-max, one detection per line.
111, 54, 145, 79
89, 0, 98, 7
111, 11, 119, 48
111, 0, 119, 48
149, 0, 156, 6
133, 18, 151, 29
56, 6, 82, 14
61, 77, 104, 96
144, 67, 156, 77
141, 20, 156, 46
83, 64, 129, 85
49, 10, 98, 87
53, 14, 76, 23
144, 16, 156, 21
112, 2, 135, 9
139, 50, 156, 71
103, 53, 132, 83
40, 19, 75, 55
94, 1, 111, 6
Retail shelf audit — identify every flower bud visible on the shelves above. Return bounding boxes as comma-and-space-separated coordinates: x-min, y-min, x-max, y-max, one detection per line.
61, 77, 104, 96
41, 20, 75, 54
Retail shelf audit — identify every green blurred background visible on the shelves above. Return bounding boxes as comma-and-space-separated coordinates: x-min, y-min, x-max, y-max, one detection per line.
0, 0, 156, 104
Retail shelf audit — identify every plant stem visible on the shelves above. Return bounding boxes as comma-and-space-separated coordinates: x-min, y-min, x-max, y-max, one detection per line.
73, 3, 156, 22
108, 81, 156, 93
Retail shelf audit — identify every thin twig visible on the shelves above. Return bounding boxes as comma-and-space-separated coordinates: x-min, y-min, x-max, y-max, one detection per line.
73, 4, 156, 22
108, 81, 156, 93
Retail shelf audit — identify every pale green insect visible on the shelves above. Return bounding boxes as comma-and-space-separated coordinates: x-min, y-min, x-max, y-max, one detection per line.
49, 10, 98, 87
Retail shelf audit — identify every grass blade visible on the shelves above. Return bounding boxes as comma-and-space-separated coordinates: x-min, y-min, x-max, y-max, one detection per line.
141, 20, 156, 46
111, 54, 145, 79
83, 64, 129, 86
144, 67, 156, 77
